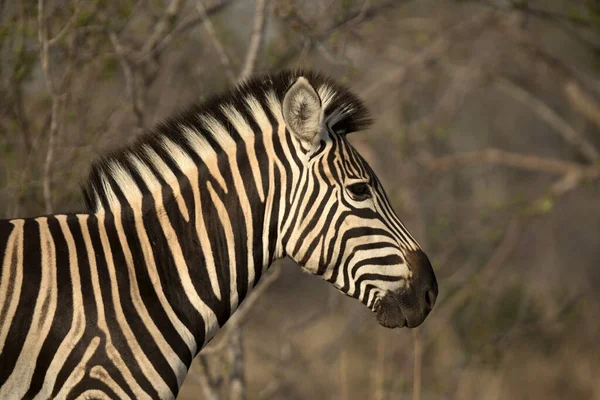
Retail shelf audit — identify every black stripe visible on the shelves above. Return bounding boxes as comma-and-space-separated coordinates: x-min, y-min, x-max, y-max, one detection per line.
53, 215, 104, 397
26, 216, 74, 398
88, 213, 158, 397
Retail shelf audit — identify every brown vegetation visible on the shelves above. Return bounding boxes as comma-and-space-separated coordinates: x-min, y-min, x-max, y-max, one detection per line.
1, 0, 599, 398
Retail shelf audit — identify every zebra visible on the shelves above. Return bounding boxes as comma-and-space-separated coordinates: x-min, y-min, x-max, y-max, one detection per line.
0, 70, 438, 399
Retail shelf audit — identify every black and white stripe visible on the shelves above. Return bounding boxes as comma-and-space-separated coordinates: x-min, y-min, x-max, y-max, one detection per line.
0, 70, 437, 399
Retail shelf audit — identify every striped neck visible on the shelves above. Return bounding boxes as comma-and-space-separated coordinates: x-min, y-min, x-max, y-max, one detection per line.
90, 127, 292, 355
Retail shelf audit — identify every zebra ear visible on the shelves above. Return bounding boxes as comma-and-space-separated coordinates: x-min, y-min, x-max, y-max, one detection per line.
282, 77, 324, 146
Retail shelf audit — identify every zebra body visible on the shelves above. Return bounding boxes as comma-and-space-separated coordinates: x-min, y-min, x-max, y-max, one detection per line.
0, 71, 437, 399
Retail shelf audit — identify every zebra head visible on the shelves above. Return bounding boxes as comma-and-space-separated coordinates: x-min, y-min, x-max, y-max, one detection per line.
279, 76, 438, 328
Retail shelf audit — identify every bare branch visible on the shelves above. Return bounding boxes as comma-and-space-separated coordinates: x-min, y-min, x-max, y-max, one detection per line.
109, 32, 145, 131
196, 0, 236, 84
238, 0, 268, 82
200, 266, 282, 355
412, 329, 422, 400
141, 0, 182, 56
426, 147, 600, 209
425, 148, 587, 176
48, 0, 81, 47
495, 77, 599, 163
425, 216, 522, 345
361, 9, 494, 99
42, 99, 59, 214
273, 0, 398, 69
373, 331, 385, 400
141, 0, 237, 61
565, 81, 600, 131
344, 0, 371, 28
38, 0, 76, 213
193, 356, 221, 400
228, 328, 245, 400
547, 167, 600, 199
425, 150, 600, 347
37, 0, 55, 96
339, 349, 349, 400
498, 14, 600, 97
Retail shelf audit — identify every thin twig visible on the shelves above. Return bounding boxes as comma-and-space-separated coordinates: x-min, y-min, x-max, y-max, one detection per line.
361, 9, 494, 99
140, 0, 182, 56
412, 329, 422, 400
196, 0, 236, 84
38, 0, 73, 213
425, 216, 522, 345
143, 0, 237, 61
495, 77, 599, 163
547, 167, 600, 199
42, 99, 59, 214
373, 331, 385, 400
425, 148, 589, 176
425, 149, 600, 348
339, 348, 349, 400
193, 356, 221, 400
565, 81, 600, 131
109, 32, 145, 131
498, 14, 600, 97
48, 0, 81, 47
238, 0, 268, 82
482, 0, 596, 27
229, 328, 245, 400
37, 0, 55, 96
200, 266, 282, 355
273, 0, 398, 69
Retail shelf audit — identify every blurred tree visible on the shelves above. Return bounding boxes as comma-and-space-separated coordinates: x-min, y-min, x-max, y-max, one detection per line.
1, 0, 599, 399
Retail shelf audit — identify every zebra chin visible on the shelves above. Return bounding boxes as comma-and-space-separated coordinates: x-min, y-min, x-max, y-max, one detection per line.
375, 250, 438, 329
375, 291, 428, 329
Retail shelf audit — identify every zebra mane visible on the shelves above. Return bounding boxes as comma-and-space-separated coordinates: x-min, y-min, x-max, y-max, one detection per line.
81, 70, 372, 213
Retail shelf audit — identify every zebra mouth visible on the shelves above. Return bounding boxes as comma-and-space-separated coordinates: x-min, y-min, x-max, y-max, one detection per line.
375, 293, 407, 329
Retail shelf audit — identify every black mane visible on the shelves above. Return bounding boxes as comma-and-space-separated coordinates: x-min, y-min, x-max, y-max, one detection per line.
81, 70, 372, 212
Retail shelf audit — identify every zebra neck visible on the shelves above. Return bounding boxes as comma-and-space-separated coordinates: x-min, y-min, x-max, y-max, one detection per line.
98, 163, 286, 352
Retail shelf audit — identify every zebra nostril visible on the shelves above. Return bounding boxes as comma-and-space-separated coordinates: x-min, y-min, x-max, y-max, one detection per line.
425, 288, 437, 311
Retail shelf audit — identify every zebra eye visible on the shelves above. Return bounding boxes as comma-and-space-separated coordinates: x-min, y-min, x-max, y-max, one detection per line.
347, 182, 371, 200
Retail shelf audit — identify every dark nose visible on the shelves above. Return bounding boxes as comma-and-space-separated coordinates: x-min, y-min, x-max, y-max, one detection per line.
398, 250, 438, 328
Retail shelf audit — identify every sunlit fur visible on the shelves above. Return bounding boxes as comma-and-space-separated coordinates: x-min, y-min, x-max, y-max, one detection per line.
0, 71, 425, 399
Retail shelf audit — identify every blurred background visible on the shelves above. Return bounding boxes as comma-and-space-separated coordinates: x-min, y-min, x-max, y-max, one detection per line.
1, 0, 600, 398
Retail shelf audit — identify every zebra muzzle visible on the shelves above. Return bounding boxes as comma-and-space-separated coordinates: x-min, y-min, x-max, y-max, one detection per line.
375, 293, 408, 328
376, 250, 438, 329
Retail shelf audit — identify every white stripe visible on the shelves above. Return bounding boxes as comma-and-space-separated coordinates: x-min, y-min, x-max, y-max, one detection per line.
181, 127, 228, 193
266, 91, 303, 204
80, 214, 152, 400
34, 216, 87, 400
201, 114, 236, 151
75, 390, 112, 400
99, 172, 119, 211
90, 365, 133, 400
0, 219, 24, 354
140, 170, 220, 346
202, 115, 256, 291
221, 104, 265, 202
265, 91, 296, 258
147, 142, 190, 222
128, 154, 203, 347
111, 201, 188, 388
245, 96, 281, 267
206, 181, 239, 311
96, 212, 173, 397
54, 336, 101, 400
1, 218, 58, 398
